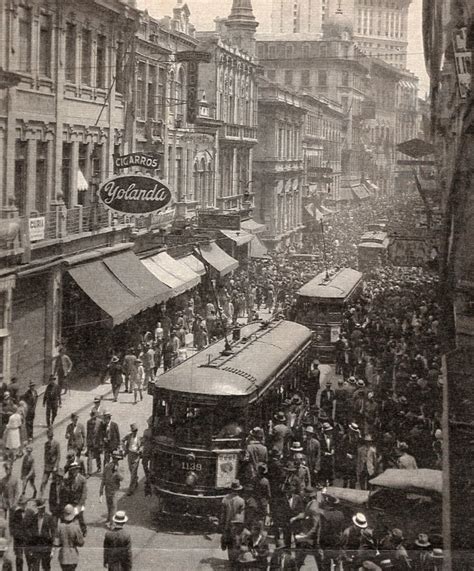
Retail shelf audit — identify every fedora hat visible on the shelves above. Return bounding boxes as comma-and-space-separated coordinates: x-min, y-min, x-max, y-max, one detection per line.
238, 550, 257, 564
112, 511, 128, 525
348, 376, 357, 384
112, 450, 123, 459
284, 461, 297, 472
379, 560, 394, 569
274, 411, 286, 423
431, 548, 443, 560
230, 479, 243, 491
290, 441, 303, 452
305, 426, 315, 434
363, 434, 374, 442
415, 533, 431, 548
357, 379, 365, 387
349, 422, 360, 432
322, 422, 333, 432
63, 504, 77, 522
352, 513, 368, 528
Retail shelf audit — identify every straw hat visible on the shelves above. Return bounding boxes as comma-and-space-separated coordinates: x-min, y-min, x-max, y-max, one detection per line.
290, 441, 303, 452
63, 504, 77, 522
112, 511, 128, 525
415, 533, 431, 548
352, 513, 368, 528
230, 480, 243, 491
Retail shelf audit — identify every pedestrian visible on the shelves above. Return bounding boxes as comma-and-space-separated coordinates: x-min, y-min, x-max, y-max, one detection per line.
390, 528, 411, 570
122, 349, 136, 394
318, 493, 345, 571
20, 445, 37, 499
357, 434, 378, 490
292, 487, 323, 570
269, 539, 298, 570
4, 405, 22, 462
319, 422, 335, 486
106, 356, 123, 403
22, 381, 38, 441
86, 410, 102, 475
341, 513, 368, 570
10, 495, 32, 571
340, 422, 360, 488
320, 381, 336, 420
0, 462, 19, 513
65, 414, 85, 455
54, 346, 73, 399
130, 358, 144, 404
39, 429, 61, 497
122, 424, 141, 496
0, 537, 13, 570
99, 452, 123, 528
54, 504, 84, 571
91, 396, 104, 418
411, 533, 433, 571
220, 480, 245, 556
48, 468, 66, 527
103, 511, 132, 571
43, 377, 61, 428
98, 412, 121, 466
395, 443, 418, 470
269, 412, 291, 455
62, 463, 87, 537
27, 498, 56, 571
303, 426, 320, 482
141, 417, 153, 492
141, 344, 155, 386
240, 520, 270, 570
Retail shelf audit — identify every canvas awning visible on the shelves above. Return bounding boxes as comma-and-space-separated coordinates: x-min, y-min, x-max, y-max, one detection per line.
351, 184, 370, 200
142, 251, 200, 295
67, 250, 171, 326
250, 235, 270, 259
220, 229, 254, 246
178, 254, 206, 276
195, 242, 239, 277
77, 170, 89, 191
241, 219, 266, 235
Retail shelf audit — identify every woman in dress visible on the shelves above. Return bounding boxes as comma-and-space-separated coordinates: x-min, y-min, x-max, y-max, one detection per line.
130, 357, 145, 404
17, 399, 29, 448
4, 405, 22, 461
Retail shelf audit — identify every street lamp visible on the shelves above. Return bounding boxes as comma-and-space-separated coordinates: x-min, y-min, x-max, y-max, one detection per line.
0, 68, 21, 90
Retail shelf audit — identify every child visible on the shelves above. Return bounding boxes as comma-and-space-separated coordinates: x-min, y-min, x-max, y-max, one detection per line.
21, 445, 37, 498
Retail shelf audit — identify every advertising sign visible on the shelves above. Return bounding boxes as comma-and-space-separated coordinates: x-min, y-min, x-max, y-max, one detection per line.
28, 217, 45, 242
198, 212, 241, 231
187, 60, 199, 124
114, 153, 160, 171
98, 174, 172, 215
330, 325, 341, 343
216, 452, 239, 489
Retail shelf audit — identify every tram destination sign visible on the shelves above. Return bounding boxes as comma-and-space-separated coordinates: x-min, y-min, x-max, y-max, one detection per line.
98, 174, 172, 215
114, 152, 160, 170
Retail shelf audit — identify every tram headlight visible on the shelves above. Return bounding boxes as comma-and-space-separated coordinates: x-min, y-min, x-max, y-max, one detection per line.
185, 471, 198, 487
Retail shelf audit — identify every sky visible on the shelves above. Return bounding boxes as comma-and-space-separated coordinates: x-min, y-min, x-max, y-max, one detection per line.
138, 0, 429, 93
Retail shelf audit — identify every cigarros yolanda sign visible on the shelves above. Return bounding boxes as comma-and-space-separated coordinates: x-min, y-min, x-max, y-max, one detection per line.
98, 174, 172, 215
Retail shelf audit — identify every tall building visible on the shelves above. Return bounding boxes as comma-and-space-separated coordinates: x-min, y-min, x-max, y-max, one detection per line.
269, 0, 411, 68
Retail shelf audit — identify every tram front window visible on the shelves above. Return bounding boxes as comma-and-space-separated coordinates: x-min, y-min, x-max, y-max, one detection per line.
154, 398, 244, 448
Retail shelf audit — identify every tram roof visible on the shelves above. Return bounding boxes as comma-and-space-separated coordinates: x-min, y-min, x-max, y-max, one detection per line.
297, 267, 363, 299
153, 320, 313, 399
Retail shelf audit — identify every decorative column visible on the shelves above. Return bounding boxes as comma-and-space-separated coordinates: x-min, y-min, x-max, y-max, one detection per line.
231, 147, 238, 198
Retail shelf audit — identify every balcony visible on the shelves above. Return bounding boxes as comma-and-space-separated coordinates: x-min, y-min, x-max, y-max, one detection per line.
222, 124, 258, 142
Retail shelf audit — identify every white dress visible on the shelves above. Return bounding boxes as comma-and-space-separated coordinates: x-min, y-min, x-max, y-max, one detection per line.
5, 412, 22, 450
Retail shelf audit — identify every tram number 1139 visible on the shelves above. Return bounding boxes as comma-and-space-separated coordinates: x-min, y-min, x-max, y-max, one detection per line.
181, 461, 202, 471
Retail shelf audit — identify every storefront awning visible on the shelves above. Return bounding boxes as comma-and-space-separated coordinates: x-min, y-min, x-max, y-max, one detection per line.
195, 242, 239, 277
178, 254, 206, 276
241, 219, 266, 234
220, 229, 254, 246
67, 251, 171, 326
250, 235, 270, 259
351, 184, 371, 200
320, 205, 335, 215
142, 251, 200, 295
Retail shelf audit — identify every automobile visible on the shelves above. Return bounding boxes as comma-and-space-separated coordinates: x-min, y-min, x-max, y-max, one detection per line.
325, 469, 442, 544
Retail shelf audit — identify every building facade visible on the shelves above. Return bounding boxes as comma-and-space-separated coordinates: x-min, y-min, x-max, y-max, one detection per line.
253, 78, 306, 250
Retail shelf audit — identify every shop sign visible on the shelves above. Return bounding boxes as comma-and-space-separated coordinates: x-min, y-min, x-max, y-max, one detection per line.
98, 174, 172, 215
330, 325, 341, 343
198, 212, 241, 231
114, 153, 160, 170
28, 216, 45, 242
215, 452, 238, 489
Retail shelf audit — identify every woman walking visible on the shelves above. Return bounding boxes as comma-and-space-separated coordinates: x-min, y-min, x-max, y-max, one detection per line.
130, 357, 144, 404
4, 405, 22, 461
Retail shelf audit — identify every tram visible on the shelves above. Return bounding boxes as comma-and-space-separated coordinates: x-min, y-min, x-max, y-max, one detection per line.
148, 319, 313, 517
357, 230, 390, 272
294, 268, 364, 362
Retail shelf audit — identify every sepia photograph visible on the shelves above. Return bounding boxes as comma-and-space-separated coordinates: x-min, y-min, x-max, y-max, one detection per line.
0, 0, 471, 568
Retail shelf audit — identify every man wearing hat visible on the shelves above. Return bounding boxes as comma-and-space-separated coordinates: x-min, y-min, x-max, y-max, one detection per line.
48, 468, 66, 528
319, 423, 335, 486
303, 426, 321, 483
103, 511, 132, 571
396, 443, 418, 470
340, 423, 360, 488
91, 396, 103, 418
319, 493, 345, 571
22, 381, 38, 440
100, 452, 123, 528
320, 381, 336, 421
308, 358, 321, 406
53, 346, 73, 400
9, 496, 31, 571
0, 537, 13, 570
55, 504, 84, 570
20, 445, 36, 499
292, 487, 323, 570
335, 379, 351, 426
105, 356, 124, 403
27, 498, 56, 571
122, 424, 142, 496
269, 538, 297, 570
341, 513, 369, 570
356, 435, 378, 491
245, 428, 268, 478
390, 528, 410, 570
412, 533, 433, 570
220, 480, 245, 560
98, 411, 121, 467
269, 412, 291, 454
65, 414, 85, 456
122, 348, 137, 394
42, 376, 61, 428
62, 462, 87, 537
86, 409, 103, 475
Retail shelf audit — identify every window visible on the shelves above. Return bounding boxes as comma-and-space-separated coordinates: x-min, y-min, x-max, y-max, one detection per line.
14, 141, 27, 215
301, 69, 310, 87
115, 41, 124, 93
91, 144, 103, 181
157, 66, 166, 120
62, 142, 72, 206
96, 34, 107, 89
81, 29, 92, 85
18, 6, 32, 73
269, 45, 276, 59
35, 142, 48, 213
342, 71, 349, 87
284, 70, 293, 85
318, 70, 327, 86
65, 23, 76, 83
175, 67, 185, 118
147, 65, 156, 120
136, 62, 146, 119
39, 14, 52, 77
320, 44, 327, 58
341, 95, 349, 111
267, 69, 276, 81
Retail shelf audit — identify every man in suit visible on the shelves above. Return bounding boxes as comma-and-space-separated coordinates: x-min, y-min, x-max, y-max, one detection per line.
27, 499, 56, 571
9, 496, 32, 571
22, 381, 38, 440
53, 346, 73, 398
65, 414, 85, 455
62, 463, 87, 537
48, 468, 66, 527
319, 423, 335, 486
103, 511, 132, 571
303, 426, 321, 483
121, 424, 141, 496
0, 462, 19, 512
220, 480, 245, 557
86, 410, 102, 475
98, 412, 121, 466
320, 381, 336, 421
40, 429, 61, 497
42, 377, 61, 428
100, 452, 124, 528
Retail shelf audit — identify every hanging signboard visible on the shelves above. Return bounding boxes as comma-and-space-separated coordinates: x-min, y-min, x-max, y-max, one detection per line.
215, 452, 239, 489
114, 153, 160, 171
28, 217, 45, 242
98, 174, 172, 215
198, 212, 241, 231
